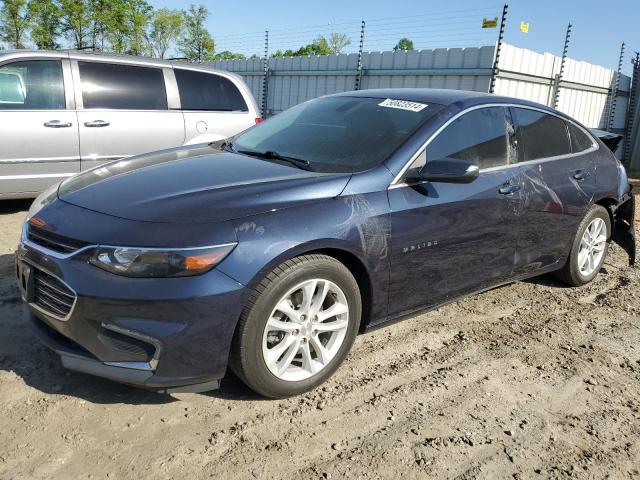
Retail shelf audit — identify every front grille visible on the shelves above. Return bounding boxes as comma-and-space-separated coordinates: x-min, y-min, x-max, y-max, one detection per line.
33, 267, 76, 319
98, 329, 154, 361
27, 225, 89, 254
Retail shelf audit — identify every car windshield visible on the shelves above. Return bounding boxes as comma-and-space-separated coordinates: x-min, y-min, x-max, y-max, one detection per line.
231, 96, 444, 173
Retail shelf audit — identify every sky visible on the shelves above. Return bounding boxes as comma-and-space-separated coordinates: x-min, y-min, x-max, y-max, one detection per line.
154, 0, 639, 75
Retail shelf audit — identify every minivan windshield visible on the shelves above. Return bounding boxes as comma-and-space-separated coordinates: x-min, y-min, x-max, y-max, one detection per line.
231, 96, 443, 173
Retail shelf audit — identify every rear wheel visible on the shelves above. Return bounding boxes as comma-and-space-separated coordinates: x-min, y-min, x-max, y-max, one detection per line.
556, 205, 610, 286
230, 255, 361, 398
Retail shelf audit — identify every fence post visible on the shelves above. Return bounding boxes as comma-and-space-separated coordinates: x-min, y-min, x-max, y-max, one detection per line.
623, 51, 640, 167
607, 42, 625, 132
354, 20, 366, 91
261, 30, 269, 118
488, 3, 508, 94
552, 23, 571, 109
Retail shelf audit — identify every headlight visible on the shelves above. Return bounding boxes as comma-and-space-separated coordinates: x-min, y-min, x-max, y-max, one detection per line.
89, 244, 236, 278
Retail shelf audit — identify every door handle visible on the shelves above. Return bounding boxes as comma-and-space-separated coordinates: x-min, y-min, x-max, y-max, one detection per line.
84, 120, 110, 128
44, 120, 72, 128
573, 170, 590, 181
499, 183, 521, 195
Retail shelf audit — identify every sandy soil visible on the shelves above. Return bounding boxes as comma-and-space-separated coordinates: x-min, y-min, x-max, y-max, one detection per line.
0, 198, 639, 480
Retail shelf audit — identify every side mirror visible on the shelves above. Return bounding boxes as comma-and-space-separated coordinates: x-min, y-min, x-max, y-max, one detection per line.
418, 158, 479, 184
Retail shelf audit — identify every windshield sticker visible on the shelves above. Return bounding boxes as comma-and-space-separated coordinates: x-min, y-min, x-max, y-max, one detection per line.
378, 98, 428, 112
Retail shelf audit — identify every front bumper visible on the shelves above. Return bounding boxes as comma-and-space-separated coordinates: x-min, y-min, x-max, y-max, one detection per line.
16, 238, 246, 393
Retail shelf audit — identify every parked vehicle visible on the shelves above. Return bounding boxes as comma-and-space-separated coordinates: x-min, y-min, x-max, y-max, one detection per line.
16, 89, 635, 398
0, 50, 260, 199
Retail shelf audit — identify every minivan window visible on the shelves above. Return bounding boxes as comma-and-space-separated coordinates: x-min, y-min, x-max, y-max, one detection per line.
175, 69, 248, 111
426, 106, 509, 169
567, 122, 594, 153
0, 60, 65, 110
512, 108, 570, 161
79, 62, 167, 110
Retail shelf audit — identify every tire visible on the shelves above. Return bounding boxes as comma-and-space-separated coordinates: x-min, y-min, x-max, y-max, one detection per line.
230, 254, 362, 398
555, 205, 611, 287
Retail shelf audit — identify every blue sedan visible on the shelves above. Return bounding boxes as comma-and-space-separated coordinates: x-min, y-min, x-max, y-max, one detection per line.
16, 89, 635, 398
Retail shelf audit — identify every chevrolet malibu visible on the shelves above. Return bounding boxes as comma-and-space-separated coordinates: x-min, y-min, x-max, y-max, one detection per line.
16, 89, 636, 398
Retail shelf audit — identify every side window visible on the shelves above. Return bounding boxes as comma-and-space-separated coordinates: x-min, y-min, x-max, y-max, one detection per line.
78, 62, 167, 110
426, 106, 509, 169
512, 108, 570, 161
175, 69, 248, 111
567, 122, 594, 153
0, 60, 65, 110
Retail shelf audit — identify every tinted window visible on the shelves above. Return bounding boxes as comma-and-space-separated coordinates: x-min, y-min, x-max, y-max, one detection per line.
175, 69, 247, 111
233, 96, 443, 173
513, 108, 570, 161
567, 122, 594, 153
0, 60, 64, 110
79, 62, 167, 110
426, 107, 509, 169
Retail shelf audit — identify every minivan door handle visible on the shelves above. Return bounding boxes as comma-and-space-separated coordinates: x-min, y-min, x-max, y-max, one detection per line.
84, 120, 110, 128
44, 120, 72, 128
499, 183, 521, 195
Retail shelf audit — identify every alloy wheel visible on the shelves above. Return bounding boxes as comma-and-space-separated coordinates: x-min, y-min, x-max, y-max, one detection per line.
262, 279, 349, 381
578, 217, 607, 277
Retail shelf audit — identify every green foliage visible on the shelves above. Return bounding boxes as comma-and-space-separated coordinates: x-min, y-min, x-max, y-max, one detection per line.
148, 7, 182, 58
28, 0, 61, 49
1, 0, 30, 49
210, 50, 245, 60
59, 0, 92, 48
393, 37, 414, 51
179, 4, 214, 61
272, 32, 350, 58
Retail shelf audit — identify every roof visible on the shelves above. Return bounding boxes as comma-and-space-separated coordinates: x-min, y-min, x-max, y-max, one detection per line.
0, 49, 243, 81
334, 87, 556, 113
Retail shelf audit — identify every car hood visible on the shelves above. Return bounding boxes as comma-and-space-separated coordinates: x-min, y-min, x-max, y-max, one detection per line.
59, 145, 352, 223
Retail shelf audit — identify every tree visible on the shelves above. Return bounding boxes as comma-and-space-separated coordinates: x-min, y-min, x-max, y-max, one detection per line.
148, 8, 183, 58
210, 50, 245, 60
179, 4, 214, 62
28, 0, 61, 49
324, 32, 351, 55
0, 0, 29, 49
59, 0, 92, 49
126, 0, 152, 55
393, 38, 414, 51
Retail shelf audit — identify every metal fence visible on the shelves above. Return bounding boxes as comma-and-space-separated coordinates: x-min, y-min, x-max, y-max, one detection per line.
209, 42, 630, 131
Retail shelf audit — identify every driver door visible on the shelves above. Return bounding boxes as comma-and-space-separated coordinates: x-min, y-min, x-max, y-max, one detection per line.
387, 106, 523, 317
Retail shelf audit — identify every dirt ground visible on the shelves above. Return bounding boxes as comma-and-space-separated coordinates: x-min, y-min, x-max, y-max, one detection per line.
0, 198, 639, 480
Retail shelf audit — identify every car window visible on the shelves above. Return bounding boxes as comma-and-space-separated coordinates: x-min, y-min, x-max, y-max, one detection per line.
232, 96, 444, 174
567, 122, 594, 153
78, 62, 167, 110
512, 108, 570, 161
426, 106, 509, 169
175, 69, 247, 111
0, 60, 65, 110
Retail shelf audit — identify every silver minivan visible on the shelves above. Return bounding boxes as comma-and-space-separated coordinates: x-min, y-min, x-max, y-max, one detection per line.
0, 51, 261, 199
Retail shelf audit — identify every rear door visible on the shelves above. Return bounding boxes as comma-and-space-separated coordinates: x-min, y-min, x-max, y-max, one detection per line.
73, 60, 184, 170
174, 68, 254, 144
0, 58, 79, 196
510, 107, 597, 274
387, 106, 522, 317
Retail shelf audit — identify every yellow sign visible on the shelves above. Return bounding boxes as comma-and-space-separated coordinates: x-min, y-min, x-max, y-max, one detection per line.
482, 17, 498, 29
520, 21, 530, 33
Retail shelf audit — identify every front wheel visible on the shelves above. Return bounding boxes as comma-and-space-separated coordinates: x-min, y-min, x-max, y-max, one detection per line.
230, 255, 361, 398
556, 205, 611, 287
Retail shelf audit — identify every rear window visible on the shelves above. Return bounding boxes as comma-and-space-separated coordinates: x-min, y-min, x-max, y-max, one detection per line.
79, 62, 167, 110
175, 69, 247, 111
512, 108, 570, 161
567, 122, 594, 153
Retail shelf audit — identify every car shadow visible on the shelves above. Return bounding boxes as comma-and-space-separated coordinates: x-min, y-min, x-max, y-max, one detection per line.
0, 199, 32, 214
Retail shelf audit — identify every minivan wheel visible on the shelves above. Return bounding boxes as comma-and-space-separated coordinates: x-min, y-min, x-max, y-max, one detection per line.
230, 254, 361, 398
556, 205, 611, 287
